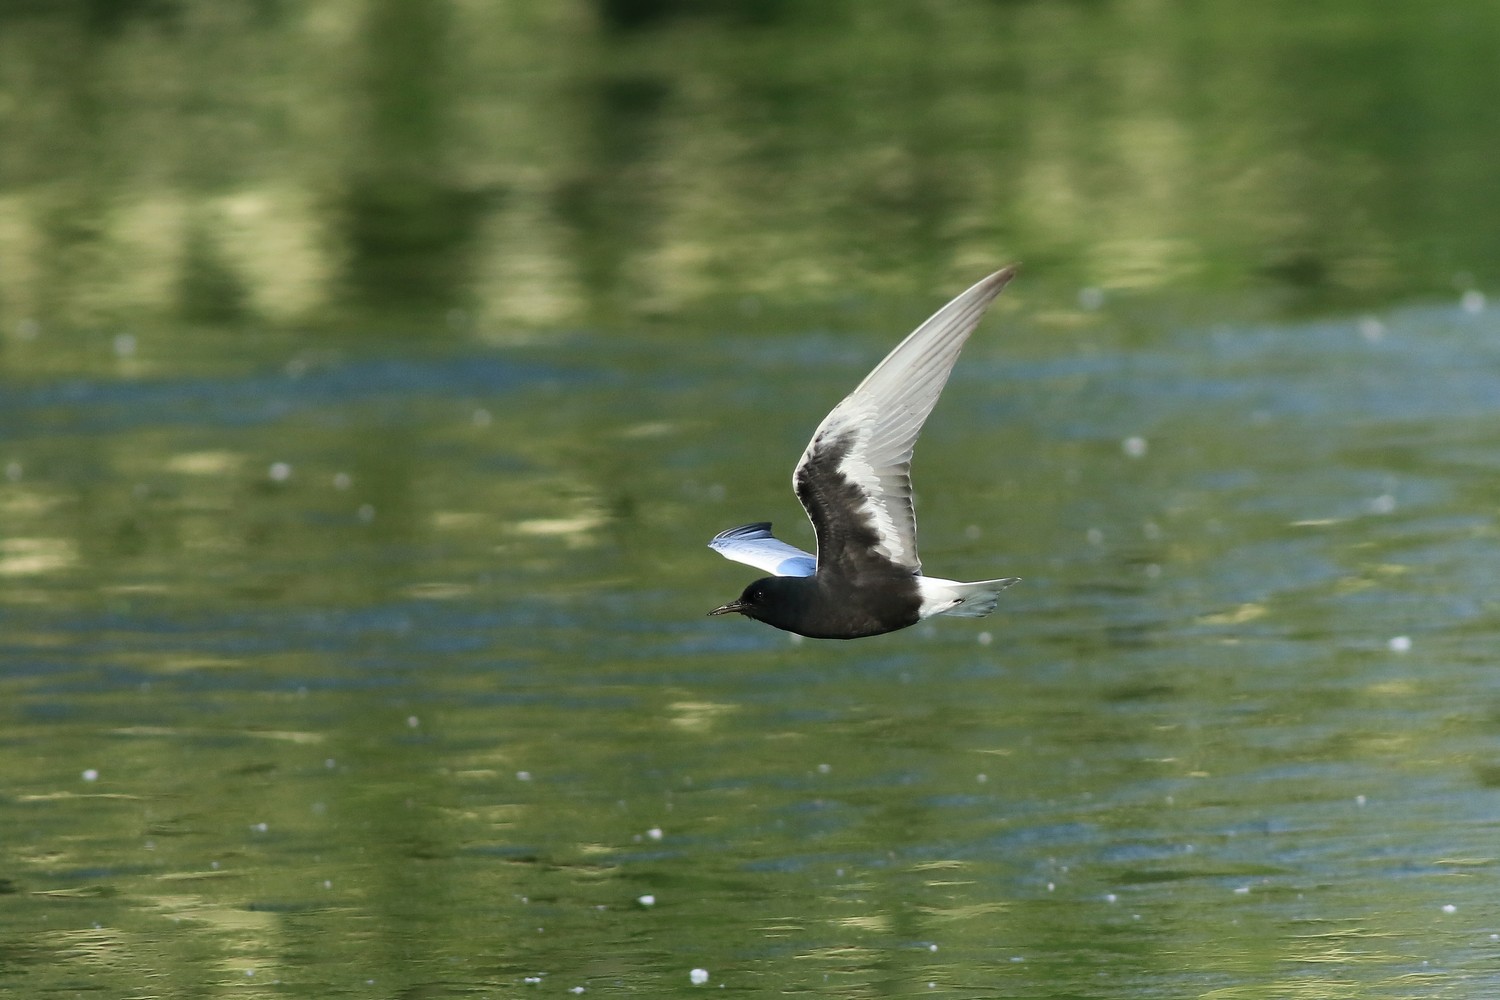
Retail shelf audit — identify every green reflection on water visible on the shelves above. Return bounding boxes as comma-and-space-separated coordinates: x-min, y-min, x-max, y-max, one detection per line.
2, 0, 1499, 348
6, 311, 1500, 995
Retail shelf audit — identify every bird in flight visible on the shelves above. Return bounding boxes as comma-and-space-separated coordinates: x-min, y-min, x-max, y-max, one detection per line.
707, 267, 1020, 639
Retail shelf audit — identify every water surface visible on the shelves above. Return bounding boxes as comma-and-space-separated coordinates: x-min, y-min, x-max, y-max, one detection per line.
4, 2, 1500, 997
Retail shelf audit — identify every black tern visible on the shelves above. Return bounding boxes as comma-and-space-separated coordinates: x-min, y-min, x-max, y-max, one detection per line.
707, 267, 1021, 639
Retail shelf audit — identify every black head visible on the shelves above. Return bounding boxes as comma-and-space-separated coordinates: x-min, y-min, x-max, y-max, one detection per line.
708, 577, 777, 621
708, 575, 812, 631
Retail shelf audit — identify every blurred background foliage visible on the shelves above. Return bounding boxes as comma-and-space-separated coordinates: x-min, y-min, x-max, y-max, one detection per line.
2, 0, 1497, 361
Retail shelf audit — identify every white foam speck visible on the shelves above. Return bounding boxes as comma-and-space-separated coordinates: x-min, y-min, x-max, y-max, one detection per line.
332, 472, 352, 490
1442, 903, 1457, 914
690, 968, 709, 985
406, 716, 420, 728
1122, 436, 1148, 458
516, 771, 532, 781
647, 827, 663, 841
1233, 886, 1250, 896
1388, 635, 1412, 653
1358, 316, 1385, 341
638, 894, 656, 907
82, 769, 99, 782
1105, 893, 1118, 904
977, 631, 992, 646
817, 763, 831, 774
1461, 289, 1486, 314
1355, 794, 1367, 806
268, 461, 292, 482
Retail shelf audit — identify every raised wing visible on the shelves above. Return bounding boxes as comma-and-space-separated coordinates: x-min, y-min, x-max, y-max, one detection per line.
793, 267, 1016, 576
708, 522, 817, 577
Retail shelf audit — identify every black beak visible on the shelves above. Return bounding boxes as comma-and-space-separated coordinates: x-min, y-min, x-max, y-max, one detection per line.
707, 601, 746, 617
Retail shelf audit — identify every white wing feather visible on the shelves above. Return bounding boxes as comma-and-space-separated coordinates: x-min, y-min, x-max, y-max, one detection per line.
708, 522, 817, 578
792, 267, 1016, 572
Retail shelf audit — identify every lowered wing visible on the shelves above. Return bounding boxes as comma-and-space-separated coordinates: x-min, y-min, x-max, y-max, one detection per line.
708, 522, 817, 577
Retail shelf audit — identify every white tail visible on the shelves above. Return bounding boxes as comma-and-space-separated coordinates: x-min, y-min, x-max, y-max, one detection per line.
916, 575, 1021, 619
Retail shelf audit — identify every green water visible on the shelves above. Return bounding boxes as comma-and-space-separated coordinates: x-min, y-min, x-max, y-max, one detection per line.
5, 2, 1500, 997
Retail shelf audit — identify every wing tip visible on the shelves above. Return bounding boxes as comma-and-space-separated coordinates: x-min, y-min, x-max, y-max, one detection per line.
709, 522, 774, 546
981, 263, 1020, 294
935, 264, 1018, 320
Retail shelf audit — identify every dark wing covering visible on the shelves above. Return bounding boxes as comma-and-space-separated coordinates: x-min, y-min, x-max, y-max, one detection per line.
707, 522, 817, 577
792, 267, 1016, 576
